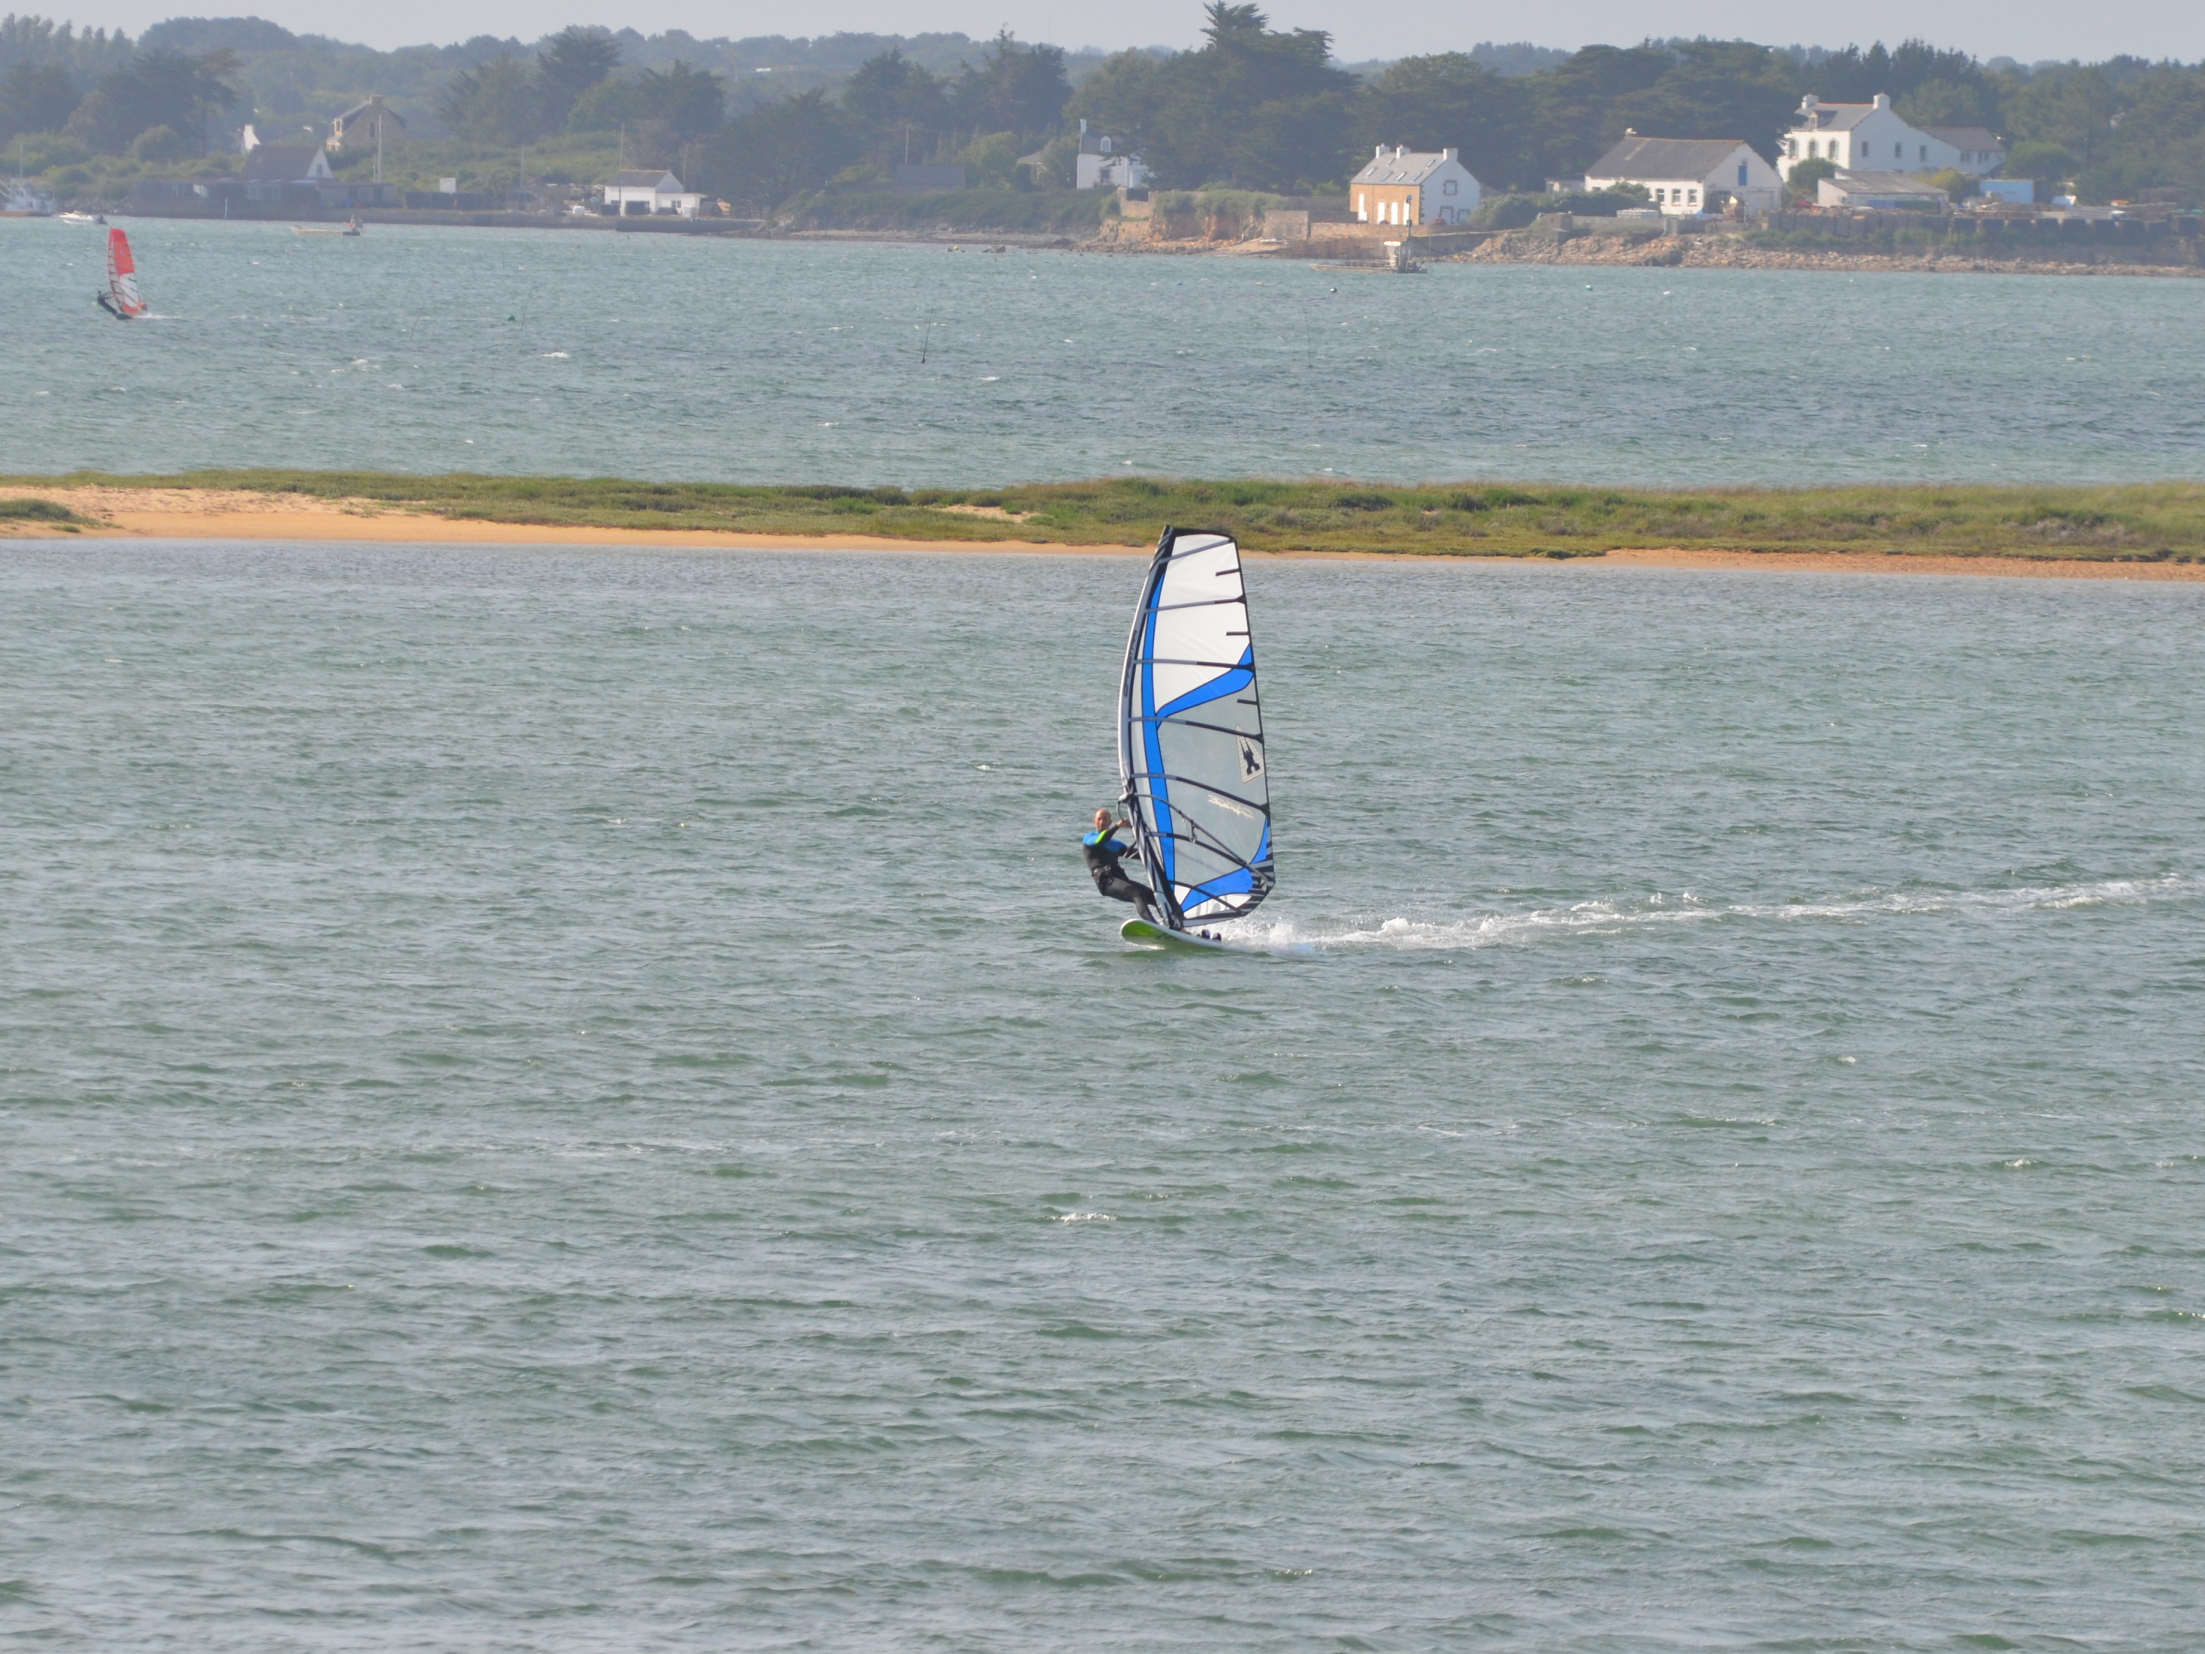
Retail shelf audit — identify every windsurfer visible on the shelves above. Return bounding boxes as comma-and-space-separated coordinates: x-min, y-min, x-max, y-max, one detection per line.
1083, 807, 1157, 924
95, 290, 124, 320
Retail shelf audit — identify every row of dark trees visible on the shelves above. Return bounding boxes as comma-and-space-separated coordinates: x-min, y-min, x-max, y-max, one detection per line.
692, 8, 2205, 211
0, 36, 239, 158
5, 3, 2204, 206
434, 27, 728, 148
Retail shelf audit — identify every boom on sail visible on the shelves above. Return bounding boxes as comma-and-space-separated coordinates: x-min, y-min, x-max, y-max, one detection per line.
1117, 527, 1274, 930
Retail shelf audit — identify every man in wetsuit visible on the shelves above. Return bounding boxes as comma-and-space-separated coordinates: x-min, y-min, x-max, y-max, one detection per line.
1083, 806, 1158, 924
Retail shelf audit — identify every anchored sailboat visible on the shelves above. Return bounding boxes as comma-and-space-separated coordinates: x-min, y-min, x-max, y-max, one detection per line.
96, 227, 145, 320
1116, 527, 1275, 946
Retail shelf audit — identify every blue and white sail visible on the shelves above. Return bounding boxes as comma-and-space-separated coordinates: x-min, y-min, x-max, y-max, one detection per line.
1118, 528, 1274, 928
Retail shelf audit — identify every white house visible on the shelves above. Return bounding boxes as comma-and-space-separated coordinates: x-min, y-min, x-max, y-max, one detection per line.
1073, 119, 1150, 191
242, 144, 334, 182
1584, 133, 1782, 216
600, 169, 704, 218
1350, 146, 1483, 226
1923, 126, 2006, 174
1781, 94, 2006, 179
1818, 170, 1951, 210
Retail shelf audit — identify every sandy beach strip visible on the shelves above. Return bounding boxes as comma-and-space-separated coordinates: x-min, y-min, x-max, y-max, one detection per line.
5, 486, 2202, 582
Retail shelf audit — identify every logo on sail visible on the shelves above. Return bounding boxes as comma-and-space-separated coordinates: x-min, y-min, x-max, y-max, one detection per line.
1239, 739, 1264, 779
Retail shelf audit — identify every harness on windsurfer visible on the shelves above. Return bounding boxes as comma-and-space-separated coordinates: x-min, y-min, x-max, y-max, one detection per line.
1083, 806, 1157, 924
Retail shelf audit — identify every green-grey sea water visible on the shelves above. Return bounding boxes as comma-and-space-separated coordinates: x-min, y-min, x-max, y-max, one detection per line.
3, 216, 2203, 485
3, 540, 2202, 1650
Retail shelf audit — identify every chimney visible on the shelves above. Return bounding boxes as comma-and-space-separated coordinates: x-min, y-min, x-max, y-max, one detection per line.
1375, 144, 1386, 159
1872, 92, 1890, 109
1443, 147, 1457, 160
1624, 127, 1637, 137
1394, 145, 1405, 158
1801, 94, 1818, 110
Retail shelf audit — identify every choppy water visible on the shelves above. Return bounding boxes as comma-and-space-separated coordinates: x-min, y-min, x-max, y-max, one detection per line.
4, 540, 2203, 1649
4, 217, 2203, 486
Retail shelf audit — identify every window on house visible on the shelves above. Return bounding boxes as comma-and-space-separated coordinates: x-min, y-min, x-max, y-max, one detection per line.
1442, 178, 1458, 195
1919, 145, 1927, 161
1738, 162, 1748, 186
1808, 140, 1819, 158
1688, 189, 1699, 204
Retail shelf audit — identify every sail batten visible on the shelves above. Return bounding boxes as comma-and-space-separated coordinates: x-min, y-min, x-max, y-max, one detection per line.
1117, 528, 1274, 930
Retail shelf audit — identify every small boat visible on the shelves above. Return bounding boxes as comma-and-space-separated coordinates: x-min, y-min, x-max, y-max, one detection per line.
3, 178, 56, 216
59, 210, 101, 224
95, 226, 146, 320
291, 223, 346, 236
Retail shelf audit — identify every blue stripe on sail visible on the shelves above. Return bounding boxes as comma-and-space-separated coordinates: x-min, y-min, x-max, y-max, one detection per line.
1253, 821, 1271, 868
1182, 866, 1256, 907
1155, 662, 1253, 721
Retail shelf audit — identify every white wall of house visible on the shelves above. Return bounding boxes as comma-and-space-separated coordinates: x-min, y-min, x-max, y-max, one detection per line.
601, 181, 702, 217
1586, 142, 1780, 216
1076, 151, 1150, 190
1921, 129, 2007, 175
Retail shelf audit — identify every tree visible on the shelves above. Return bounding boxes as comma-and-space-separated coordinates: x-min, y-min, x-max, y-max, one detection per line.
1135, 3, 1356, 189
844, 49, 946, 130
1609, 41, 1799, 163
1063, 48, 1166, 143
0, 15, 131, 84
948, 30, 1068, 141
699, 88, 856, 211
1808, 40, 1983, 104
1783, 155, 1837, 202
537, 25, 618, 130
436, 50, 540, 145
567, 61, 725, 139
0, 60, 78, 140
1896, 76, 2000, 130
1353, 54, 1529, 190
64, 47, 238, 154
2001, 65, 2124, 173
1517, 45, 1671, 186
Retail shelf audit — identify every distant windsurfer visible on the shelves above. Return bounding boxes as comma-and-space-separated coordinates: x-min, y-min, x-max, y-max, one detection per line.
1083, 806, 1158, 924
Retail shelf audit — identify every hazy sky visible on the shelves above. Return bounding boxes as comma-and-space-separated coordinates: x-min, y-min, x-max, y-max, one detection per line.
79, 0, 2202, 63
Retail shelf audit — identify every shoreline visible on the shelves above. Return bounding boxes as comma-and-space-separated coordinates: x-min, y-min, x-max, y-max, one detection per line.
78, 211, 2205, 280
8, 488, 2203, 581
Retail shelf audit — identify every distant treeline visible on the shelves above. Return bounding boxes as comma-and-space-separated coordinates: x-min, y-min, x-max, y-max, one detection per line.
3, 4, 2203, 206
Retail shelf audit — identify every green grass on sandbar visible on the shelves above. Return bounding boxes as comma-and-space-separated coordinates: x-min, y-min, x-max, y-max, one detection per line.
10, 470, 2205, 561
0, 496, 87, 530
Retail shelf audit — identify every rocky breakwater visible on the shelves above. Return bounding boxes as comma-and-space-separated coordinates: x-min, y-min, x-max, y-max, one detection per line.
1455, 221, 2205, 278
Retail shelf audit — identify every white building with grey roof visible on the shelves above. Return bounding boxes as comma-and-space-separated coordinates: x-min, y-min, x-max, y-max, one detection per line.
1583, 133, 1782, 216
1349, 146, 1484, 227
1779, 94, 2006, 180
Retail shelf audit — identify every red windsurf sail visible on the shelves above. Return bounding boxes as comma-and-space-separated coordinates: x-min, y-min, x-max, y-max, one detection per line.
105, 228, 145, 317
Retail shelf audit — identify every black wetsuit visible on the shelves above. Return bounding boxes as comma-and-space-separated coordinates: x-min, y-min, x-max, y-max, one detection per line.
1083, 829, 1156, 921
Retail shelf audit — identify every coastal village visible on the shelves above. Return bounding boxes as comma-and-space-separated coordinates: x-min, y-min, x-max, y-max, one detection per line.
6, 13, 2203, 274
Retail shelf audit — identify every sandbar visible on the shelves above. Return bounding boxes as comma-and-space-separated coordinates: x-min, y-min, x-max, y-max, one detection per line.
5, 486, 2202, 581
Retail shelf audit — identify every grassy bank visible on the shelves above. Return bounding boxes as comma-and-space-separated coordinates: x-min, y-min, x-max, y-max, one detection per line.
6, 471, 2204, 562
